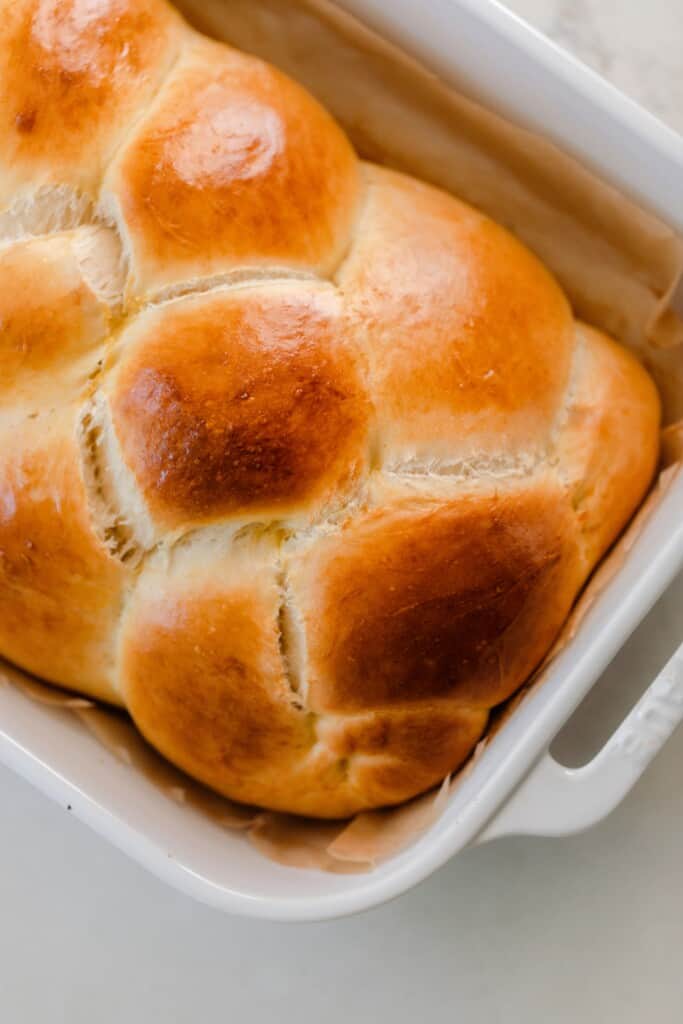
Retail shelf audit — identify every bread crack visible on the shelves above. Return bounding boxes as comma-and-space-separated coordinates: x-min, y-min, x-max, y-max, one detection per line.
144, 268, 324, 311
550, 325, 588, 490
78, 392, 157, 567
276, 563, 307, 709
79, 406, 144, 566
384, 449, 546, 481
0, 187, 97, 247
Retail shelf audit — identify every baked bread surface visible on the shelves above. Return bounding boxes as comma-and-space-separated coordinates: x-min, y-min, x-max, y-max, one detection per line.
0, 0, 660, 816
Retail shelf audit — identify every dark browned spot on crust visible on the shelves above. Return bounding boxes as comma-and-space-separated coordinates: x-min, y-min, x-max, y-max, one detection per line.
0, 0, 181, 178
14, 108, 36, 133
111, 286, 369, 525
302, 486, 583, 712
120, 366, 350, 513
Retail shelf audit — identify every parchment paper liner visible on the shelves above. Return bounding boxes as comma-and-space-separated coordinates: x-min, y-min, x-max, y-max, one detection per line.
2, 0, 682, 873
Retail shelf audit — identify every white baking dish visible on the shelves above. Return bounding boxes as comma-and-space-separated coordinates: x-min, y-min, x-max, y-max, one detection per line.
1, 0, 682, 922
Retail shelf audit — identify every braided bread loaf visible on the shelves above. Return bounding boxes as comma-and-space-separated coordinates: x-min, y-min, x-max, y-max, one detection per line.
0, 0, 660, 816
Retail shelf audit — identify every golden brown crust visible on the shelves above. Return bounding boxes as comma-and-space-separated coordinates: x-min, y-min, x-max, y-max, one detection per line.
0, 230, 112, 410
317, 706, 489, 812
0, 409, 128, 704
0, 0, 184, 209
557, 323, 661, 565
107, 283, 370, 530
0, 0, 663, 818
338, 166, 575, 469
106, 37, 360, 297
120, 539, 321, 813
286, 477, 585, 714
120, 537, 489, 816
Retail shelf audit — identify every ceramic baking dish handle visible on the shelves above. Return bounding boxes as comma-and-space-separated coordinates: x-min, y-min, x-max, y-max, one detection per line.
478, 639, 683, 842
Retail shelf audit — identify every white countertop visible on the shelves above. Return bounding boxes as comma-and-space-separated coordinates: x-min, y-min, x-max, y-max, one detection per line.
506, 0, 683, 135
2, 2, 682, 1021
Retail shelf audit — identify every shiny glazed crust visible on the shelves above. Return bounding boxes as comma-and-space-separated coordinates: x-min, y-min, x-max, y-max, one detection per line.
0, 0, 661, 816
